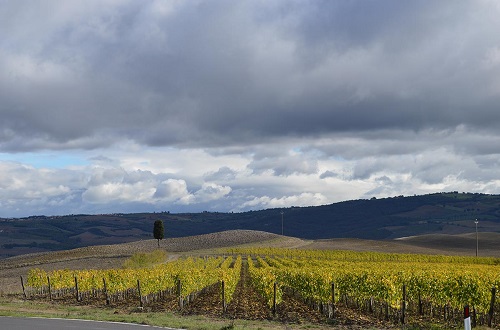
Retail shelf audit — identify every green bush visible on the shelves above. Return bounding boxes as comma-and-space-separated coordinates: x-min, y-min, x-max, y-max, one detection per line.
122, 249, 167, 268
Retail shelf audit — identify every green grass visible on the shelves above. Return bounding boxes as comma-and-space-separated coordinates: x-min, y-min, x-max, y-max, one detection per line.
122, 250, 167, 269
1, 295, 487, 330
0, 296, 290, 330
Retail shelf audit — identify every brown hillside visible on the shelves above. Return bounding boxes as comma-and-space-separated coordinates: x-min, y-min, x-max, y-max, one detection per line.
395, 232, 500, 257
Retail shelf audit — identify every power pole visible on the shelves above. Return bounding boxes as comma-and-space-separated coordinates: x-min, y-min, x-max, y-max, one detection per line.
475, 219, 479, 257
280, 211, 284, 236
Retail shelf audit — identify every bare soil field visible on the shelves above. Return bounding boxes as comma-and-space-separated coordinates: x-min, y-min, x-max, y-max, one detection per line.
304, 233, 500, 257
395, 232, 500, 257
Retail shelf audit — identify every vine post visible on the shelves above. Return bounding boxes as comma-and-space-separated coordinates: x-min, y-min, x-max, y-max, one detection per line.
488, 287, 496, 328
20, 276, 27, 299
47, 276, 52, 300
221, 280, 226, 313
331, 282, 335, 318
74, 276, 80, 302
401, 284, 406, 324
177, 279, 183, 309
137, 279, 143, 308
418, 292, 423, 315
272, 282, 277, 316
103, 278, 110, 305
472, 307, 477, 327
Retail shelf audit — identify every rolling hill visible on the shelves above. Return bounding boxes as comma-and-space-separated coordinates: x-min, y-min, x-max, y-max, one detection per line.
1, 229, 499, 295
1, 192, 499, 258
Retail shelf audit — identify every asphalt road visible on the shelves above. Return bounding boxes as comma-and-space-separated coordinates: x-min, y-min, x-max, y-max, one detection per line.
0, 317, 178, 330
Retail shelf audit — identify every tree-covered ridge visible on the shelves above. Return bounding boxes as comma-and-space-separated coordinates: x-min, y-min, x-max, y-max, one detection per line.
1, 192, 499, 258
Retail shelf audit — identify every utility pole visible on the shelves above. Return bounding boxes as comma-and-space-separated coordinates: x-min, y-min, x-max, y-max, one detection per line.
280, 211, 284, 236
475, 219, 479, 257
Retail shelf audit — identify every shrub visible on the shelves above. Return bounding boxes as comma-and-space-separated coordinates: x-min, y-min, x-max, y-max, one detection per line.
122, 249, 167, 269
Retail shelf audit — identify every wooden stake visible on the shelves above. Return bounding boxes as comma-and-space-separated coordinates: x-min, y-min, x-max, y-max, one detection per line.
331, 282, 335, 318
20, 276, 27, 299
401, 284, 406, 324
272, 282, 277, 316
488, 287, 496, 328
47, 276, 52, 301
177, 280, 183, 309
418, 292, 423, 315
221, 280, 226, 313
137, 279, 143, 307
74, 276, 80, 302
103, 278, 110, 305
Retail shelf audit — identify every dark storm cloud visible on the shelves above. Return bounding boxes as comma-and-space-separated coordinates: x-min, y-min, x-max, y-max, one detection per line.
248, 155, 318, 176
2, 1, 500, 152
3, 1, 500, 217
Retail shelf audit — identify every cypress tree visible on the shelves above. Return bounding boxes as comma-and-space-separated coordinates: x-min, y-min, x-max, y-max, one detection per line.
153, 220, 164, 248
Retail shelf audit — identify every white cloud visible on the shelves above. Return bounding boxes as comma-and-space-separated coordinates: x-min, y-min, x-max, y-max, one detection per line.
82, 181, 154, 203
2, 1, 500, 217
194, 183, 232, 203
240, 193, 328, 210
154, 179, 194, 204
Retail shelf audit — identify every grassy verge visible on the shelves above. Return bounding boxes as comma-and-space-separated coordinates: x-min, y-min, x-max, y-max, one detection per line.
1, 295, 487, 330
0, 296, 291, 330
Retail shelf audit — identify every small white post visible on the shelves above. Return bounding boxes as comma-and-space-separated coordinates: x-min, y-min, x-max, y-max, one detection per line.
464, 305, 471, 330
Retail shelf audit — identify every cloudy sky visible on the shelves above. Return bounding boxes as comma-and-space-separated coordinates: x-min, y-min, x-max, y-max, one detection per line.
2, 1, 500, 217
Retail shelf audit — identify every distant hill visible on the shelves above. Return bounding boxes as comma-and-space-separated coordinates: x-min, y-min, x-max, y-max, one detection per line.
1, 192, 499, 258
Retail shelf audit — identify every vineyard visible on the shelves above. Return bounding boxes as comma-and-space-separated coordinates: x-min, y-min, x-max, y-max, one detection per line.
24, 248, 500, 328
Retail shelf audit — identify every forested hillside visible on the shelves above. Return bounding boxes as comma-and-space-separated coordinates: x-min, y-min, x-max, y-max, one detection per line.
1, 192, 499, 257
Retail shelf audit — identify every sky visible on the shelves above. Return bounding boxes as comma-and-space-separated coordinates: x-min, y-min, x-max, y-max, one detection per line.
2, 1, 500, 218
